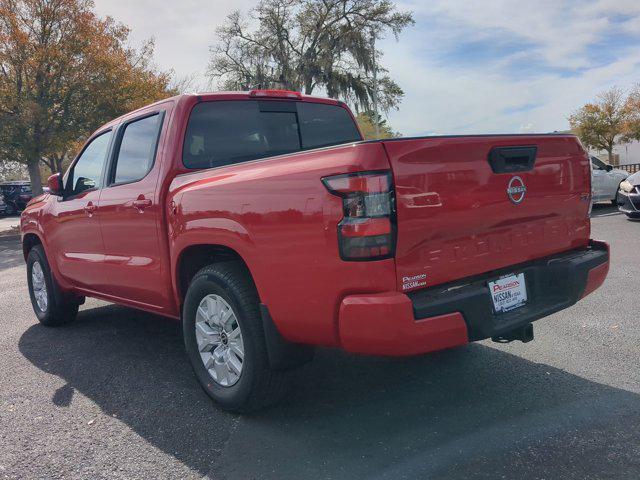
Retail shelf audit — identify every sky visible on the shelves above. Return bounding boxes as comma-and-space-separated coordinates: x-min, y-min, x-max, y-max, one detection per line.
93, 0, 640, 137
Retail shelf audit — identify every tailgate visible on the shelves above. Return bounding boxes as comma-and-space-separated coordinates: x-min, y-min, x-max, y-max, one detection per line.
382, 135, 591, 293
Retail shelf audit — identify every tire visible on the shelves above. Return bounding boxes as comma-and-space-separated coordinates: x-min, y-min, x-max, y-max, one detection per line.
5, 203, 16, 216
182, 262, 288, 412
612, 185, 623, 206
26, 245, 79, 326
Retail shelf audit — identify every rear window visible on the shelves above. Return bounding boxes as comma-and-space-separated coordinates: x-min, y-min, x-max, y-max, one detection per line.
183, 100, 361, 169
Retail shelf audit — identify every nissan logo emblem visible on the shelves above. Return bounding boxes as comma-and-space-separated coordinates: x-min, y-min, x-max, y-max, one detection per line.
507, 176, 526, 204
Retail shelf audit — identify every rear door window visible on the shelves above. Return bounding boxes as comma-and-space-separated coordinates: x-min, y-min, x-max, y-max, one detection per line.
111, 114, 163, 184
183, 100, 361, 169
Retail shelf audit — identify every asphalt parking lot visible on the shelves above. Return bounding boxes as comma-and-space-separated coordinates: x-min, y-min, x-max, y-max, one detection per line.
0, 205, 639, 480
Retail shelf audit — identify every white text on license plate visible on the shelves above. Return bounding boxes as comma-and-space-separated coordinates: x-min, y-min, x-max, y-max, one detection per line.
488, 273, 527, 313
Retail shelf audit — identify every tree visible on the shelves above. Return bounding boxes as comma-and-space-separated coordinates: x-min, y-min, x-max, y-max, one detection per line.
208, 0, 414, 113
356, 111, 399, 139
569, 87, 632, 164
623, 83, 640, 143
0, 0, 176, 194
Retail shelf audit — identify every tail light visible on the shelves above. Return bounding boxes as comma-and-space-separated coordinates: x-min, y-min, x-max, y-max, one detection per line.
322, 171, 396, 261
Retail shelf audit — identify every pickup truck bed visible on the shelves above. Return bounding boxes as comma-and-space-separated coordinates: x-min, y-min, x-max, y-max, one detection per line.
21, 90, 609, 411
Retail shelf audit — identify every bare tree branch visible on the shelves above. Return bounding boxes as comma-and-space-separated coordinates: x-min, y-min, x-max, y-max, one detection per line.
207, 0, 413, 111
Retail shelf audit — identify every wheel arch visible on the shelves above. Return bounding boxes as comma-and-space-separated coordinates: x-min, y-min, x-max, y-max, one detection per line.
22, 232, 43, 261
176, 243, 314, 372
175, 243, 258, 309
21, 228, 73, 294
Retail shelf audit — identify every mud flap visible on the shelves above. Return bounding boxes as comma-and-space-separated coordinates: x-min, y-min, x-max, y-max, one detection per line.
260, 304, 314, 370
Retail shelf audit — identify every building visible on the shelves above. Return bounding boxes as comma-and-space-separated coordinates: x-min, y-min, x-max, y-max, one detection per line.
590, 140, 640, 166
613, 141, 640, 165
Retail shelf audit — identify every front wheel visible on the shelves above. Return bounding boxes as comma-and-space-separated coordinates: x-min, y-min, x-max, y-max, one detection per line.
27, 245, 79, 326
182, 262, 288, 412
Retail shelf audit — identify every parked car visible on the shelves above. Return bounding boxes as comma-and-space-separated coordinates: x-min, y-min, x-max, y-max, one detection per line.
617, 171, 640, 218
20, 90, 610, 412
590, 156, 629, 204
0, 181, 33, 215
0, 193, 6, 215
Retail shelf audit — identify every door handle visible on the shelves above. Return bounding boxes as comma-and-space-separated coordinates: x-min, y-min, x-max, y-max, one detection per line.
132, 197, 152, 211
84, 202, 97, 215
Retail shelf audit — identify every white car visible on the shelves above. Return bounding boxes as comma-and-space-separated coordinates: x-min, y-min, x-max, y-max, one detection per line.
591, 156, 629, 204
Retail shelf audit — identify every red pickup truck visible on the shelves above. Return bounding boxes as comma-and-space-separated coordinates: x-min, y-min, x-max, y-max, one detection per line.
21, 90, 609, 411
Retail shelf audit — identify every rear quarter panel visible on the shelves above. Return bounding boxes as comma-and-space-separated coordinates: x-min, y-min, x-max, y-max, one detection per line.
169, 142, 396, 346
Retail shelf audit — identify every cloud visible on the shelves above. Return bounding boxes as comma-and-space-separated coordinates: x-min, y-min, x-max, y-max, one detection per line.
384, 0, 640, 134
385, 44, 640, 135
402, 0, 640, 69
93, 0, 640, 135
93, 0, 256, 89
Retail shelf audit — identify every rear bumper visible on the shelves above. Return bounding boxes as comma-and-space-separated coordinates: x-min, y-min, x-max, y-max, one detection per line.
338, 241, 609, 356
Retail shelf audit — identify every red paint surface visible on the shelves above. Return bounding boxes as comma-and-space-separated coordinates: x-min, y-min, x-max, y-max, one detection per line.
385, 135, 592, 293
581, 242, 610, 299
20, 92, 603, 355
338, 292, 468, 355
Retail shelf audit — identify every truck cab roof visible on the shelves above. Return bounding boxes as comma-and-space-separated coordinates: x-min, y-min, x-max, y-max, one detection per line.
100, 90, 342, 131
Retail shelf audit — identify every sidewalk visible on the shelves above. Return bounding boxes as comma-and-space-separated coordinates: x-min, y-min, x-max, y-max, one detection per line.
0, 216, 20, 237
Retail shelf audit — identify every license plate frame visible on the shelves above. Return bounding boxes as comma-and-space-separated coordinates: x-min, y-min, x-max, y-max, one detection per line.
488, 273, 528, 314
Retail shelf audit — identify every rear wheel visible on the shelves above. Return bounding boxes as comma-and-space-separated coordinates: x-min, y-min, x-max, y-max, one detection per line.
27, 245, 79, 326
182, 262, 288, 412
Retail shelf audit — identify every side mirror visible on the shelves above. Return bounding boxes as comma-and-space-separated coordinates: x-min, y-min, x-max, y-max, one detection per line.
606, 165, 613, 172
47, 173, 63, 196
75, 177, 95, 193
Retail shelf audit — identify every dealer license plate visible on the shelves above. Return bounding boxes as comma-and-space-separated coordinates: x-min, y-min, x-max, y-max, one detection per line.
488, 273, 527, 313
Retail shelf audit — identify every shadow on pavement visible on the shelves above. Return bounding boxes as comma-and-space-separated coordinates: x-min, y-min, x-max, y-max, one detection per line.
19, 304, 640, 480
590, 203, 622, 218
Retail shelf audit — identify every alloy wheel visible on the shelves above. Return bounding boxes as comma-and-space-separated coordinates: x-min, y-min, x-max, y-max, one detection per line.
31, 261, 48, 312
194, 294, 244, 387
